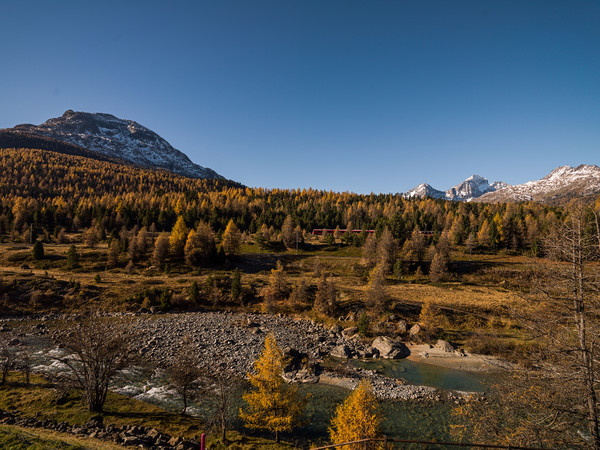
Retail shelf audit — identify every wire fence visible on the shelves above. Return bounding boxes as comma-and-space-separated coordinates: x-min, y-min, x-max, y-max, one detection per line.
309, 436, 547, 450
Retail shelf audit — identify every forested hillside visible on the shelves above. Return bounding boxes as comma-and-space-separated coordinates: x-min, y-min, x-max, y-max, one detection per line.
0, 148, 561, 255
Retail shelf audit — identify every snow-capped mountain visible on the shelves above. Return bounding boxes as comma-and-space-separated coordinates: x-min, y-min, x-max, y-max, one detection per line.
445, 175, 509, 201
403, 183, 445, 199
404, 175, 509, 201
477, 165, 600, 204
3, 110, 222, 179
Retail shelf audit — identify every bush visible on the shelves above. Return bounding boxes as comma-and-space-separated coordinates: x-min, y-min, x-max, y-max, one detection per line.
357, 311, 370, 337
32, 241, 44, 260
65, 245, 79, 269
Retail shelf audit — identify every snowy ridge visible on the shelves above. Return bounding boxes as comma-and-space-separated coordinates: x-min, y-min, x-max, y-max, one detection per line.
403, 183, 445, 199
477, 165, 600, 203
7, 110, 222, 179
404, 175, 509, 201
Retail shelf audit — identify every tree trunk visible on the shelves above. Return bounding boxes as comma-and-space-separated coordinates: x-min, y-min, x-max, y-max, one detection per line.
572, 217, 600, 449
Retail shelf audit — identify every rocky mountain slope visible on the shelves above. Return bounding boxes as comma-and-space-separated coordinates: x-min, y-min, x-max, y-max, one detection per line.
404, 175, 508, 201
1, 110, 222, 179
476, 165, 600, 204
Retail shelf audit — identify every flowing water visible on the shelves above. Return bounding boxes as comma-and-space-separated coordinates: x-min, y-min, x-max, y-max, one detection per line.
30, 339, 495, 446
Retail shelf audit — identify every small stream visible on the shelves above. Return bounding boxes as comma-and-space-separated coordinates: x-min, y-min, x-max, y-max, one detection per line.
28, 336, 495, 445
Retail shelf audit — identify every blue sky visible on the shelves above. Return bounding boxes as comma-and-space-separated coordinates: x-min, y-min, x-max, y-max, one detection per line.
1, 1, 599, 194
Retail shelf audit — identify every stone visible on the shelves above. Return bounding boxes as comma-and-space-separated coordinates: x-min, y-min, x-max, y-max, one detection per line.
371, 336, 410, 359
169, 436, 183, 446
122, 436, 141, 446
147, 428, 161, 439
85, 415, 104, 428
330, 344, 353, 358
397, 319, 408, 334
409, 324, 422, 336
435, 339, 453, 353
341, 327, 358, 338
330, 324, 342, 335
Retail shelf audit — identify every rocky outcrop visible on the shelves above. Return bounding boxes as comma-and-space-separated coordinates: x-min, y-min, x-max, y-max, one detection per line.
0, 409, 202, 449
371, 336, 410, 359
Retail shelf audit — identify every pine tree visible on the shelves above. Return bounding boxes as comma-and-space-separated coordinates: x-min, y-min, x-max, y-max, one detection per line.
184, 229, 201, 267
222, 219, 241, 256
240, 335, 306, 443
329, 379, 381, 449
152, 233, 170, 266
170, 216, 189, 257
231, 268, 241, 302
281, 215, 295, 249
32, 241, 44, 260
366, 264, 386, 314
66, 245, 79, 269
189, 281, 200, 305
362, 233, 377, 266
314, 274, 337, 316
83, 226, 99, 248
376, 228, 397, 272
288, 278, 308, 311
429, 250, 448, 283
419, 298, 442, 333
269, 260, 286, 298
107, 239, 120, 268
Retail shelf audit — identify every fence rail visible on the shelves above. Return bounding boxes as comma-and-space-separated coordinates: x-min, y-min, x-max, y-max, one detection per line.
309, 436, 546, 450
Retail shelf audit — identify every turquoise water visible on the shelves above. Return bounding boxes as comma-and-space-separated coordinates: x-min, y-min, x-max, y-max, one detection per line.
353, 358, 490, 392
294, 383, 455, 446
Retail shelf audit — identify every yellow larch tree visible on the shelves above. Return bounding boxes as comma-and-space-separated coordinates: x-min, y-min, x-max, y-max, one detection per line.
222, 219, 241, 256
169, 216, 188, 257
239, 334, 305, 443
329, 379, 381, 449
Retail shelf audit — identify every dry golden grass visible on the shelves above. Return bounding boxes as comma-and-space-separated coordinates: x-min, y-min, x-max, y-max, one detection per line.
388, 283, 526, 314
0, 424, 123, 449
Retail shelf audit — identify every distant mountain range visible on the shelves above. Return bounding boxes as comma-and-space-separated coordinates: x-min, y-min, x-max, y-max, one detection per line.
404, 174, 509, 202
0, 110, 222, 179
404, 165, 600, 204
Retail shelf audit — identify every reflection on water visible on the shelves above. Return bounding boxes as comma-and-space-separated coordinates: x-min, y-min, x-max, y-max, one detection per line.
31, 342, 493, 445
354, 358, 490, 392
293, 383, 456, 446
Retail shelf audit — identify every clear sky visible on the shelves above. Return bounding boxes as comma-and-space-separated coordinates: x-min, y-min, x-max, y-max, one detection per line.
1, 1, 599, 194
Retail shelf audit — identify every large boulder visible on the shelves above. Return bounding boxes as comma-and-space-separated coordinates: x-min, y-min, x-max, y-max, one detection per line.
435, 339, 454, 353
330, 344, 354, 359
371, 336, 409, 359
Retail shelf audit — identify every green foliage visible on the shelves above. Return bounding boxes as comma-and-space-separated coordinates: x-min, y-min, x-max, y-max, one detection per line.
231, 268, 241, 302
357, 311, 370, 337
32, 241, 44, 260
189, 281, 200, 304
65, 245, 79, 269
159, 288, 173, 310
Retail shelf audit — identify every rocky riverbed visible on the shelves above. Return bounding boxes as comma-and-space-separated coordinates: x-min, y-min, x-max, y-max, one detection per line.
4, 311, 482, 401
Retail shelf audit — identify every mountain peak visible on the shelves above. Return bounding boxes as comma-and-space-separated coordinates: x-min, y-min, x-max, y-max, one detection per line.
5, 110, 223, 180
477, 164, 600, 204
405, 174, 507, 201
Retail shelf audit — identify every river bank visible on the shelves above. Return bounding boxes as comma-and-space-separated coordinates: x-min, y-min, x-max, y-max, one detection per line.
2, 311, 508, 402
